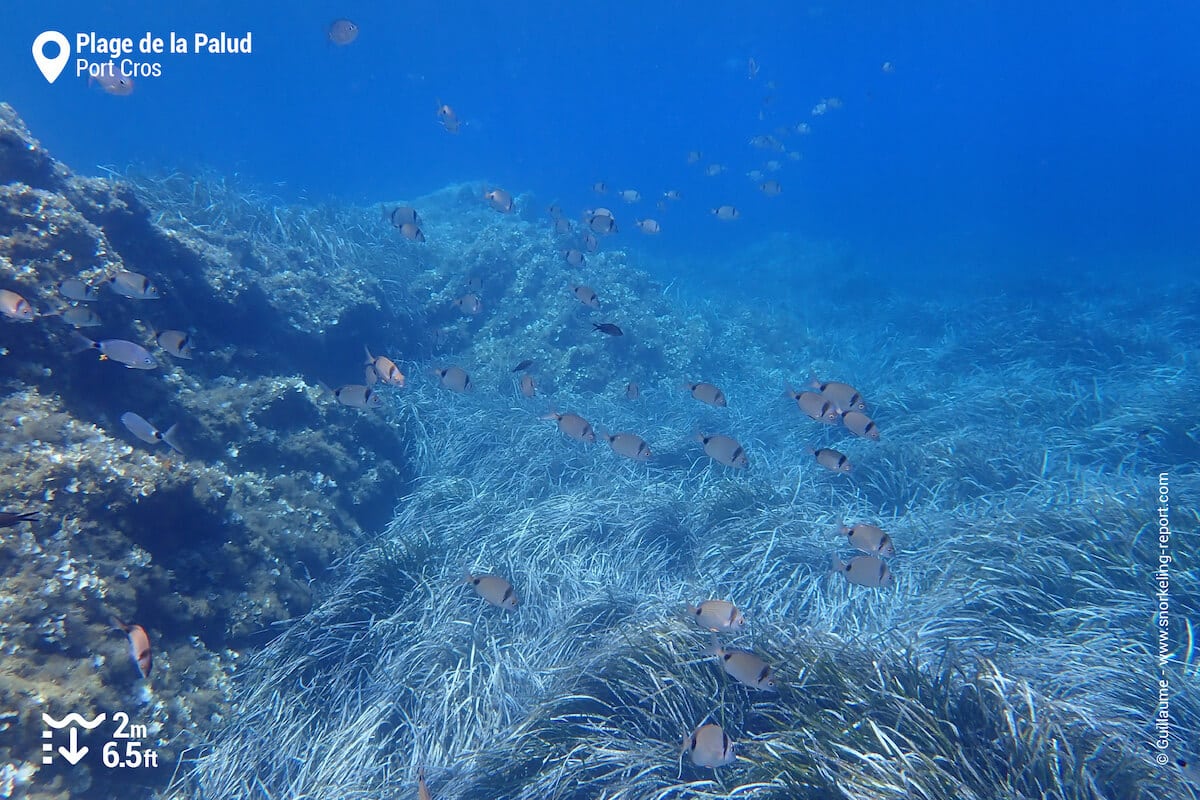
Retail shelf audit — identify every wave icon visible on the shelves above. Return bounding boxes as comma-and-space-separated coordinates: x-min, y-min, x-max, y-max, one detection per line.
42, 712, 106, 730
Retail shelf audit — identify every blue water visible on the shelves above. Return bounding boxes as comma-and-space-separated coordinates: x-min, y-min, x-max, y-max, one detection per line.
5, 1, 1198, 284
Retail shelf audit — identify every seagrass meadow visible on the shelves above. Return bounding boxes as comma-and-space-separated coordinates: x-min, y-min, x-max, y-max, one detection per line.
0, 104, 1197, 800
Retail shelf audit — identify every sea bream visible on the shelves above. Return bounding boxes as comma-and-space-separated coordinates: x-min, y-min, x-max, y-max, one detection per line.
364, 347, 404, 386
453, 293, 483, 315
570, 284, 600, 308
0, 289, 34, 321
113, 617, 152, 679
685, 382, 726, 408
466, 573, 518, 610
710, 638, 776, 691
841, 410, 880, 441
684, 723, 736, 768
47, 306, 102, 328
786, 385, 838, 424
808, 375, 866, 412
333, 384, 382, 409
696, 433, 748, 468
688, 599, 745, 632
838, 522, 895, 557
542, 410, 595, 443
56, 278, 99, 302
811, 447, 852, 473
155, 329, 194, 359
600, 430, 651, 461
434, 366, 472, 392
107, 271, 160, 300
832, 554, 894, 588
120, 412, 183, 454
73, 333, 158, 369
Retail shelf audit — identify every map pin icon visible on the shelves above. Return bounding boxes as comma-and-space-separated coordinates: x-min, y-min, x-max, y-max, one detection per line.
32, 31, 70, 84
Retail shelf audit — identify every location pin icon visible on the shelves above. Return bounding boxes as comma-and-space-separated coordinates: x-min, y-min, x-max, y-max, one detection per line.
32, 31, 70, 84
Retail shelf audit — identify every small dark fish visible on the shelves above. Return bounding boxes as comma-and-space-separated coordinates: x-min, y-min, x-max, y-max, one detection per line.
0, 511, 38, 528
512, 359, 533, 373
328, 18, 359, 45
593, 322, 623, 336
519, 374, 537, 398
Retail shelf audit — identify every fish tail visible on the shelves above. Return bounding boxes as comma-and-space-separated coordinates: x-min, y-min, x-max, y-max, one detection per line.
160, 424, 184, 455
806, 371, 821, 390
830, 554, 845, 574
706, 633, 722, 658
363, 345, 374, 365
70, 331, 97, 354
111, 616, 130, 633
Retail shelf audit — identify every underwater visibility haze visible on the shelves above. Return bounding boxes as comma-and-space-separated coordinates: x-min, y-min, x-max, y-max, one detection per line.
0, 2, 1197, 799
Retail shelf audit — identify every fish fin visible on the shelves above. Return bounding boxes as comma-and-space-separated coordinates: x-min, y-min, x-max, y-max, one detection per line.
160, 424, 184, 455
784, 382, 797, 400
706, 634, 722, 659
830, 554, 846, 574
111, 616, 131, 633
806, 371, 821, 391
70, 331, 97, 354
363, 345, 374, 365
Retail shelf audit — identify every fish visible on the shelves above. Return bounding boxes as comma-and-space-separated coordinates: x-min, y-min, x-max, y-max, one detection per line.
467, 276, 484, 293
685, 382, 727, 408
519, 374, 537, 398
688, 599, 744, 632
838, 522, 895, 557
155, 330, 193, 359
809, 376, 866, 412
795, 122, 811, 134
571, 285, 600, 308
390, 206, 421, 227
635, 218, 661, 234
832, 554, 894, 588
811, 447, 852, 473
453, 293, 483, 315
586, 211, 617, 234
91, 73, 134, 96
333, 384, 382, 409
466, 573, 518, 610
696, 433, 748, 468
711, 205, 739, 221
600, 430, 651, 461
625, 382, 640, 400
882, 61, 895, 74
56, 279, 99, 302
747, 57, 759, 79
434, 366, 472, 392
112, 617, 152, 678
785, 385, 839, 424
512, 359, 533, 373
711, 638, 776, 691
553, 217, 572, 235
617, 189, 641, 203
662, 190, 682, 201
592, 322, 623, 336
107, 271, 159, 300
49, 306, 102, 328
547, 203, 563, 218
563, 249, 585, 267
541, 410, 595, 443
0, 289, 34, 321
327, 18, 359, 45
581, 231, 600, 253
592, 181, 608, 194
120, 412, 184, 453
684, 723, 735, 768
0, 511, 38, 528
399, 223, 426, 242
73, 333, 157, 369
365, 347, 405, 387
686, 150, 703, 164
759, 180, 782, 196
437, 102, 461, 133
483, 188, 513, 213
841, 410, 881, 441
417, 767, 432, 800
704, 164, 726, 177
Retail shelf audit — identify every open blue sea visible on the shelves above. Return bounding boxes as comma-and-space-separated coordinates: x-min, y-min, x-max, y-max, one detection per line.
1, 3, 1198, 799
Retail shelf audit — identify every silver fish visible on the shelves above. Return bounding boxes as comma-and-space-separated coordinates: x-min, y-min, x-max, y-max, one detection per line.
696, 433, 747, 468
601, 431, 651, 461
155, 330, 193, 359
685, 382, 726, 407
688, 600, 744, 632
435, 366, 472, 392
685, 723, 735, 768
0, 289, 34, 321
832, 554, 893, 588
73, 333, 157, 369
107, 271, 160, 300
120, 412, 183, 453
57, 278, 99, 302
542, 411, 595, 443
334, 384, 382, 409
839, 522, 895, 557
466, 573, 518, 610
